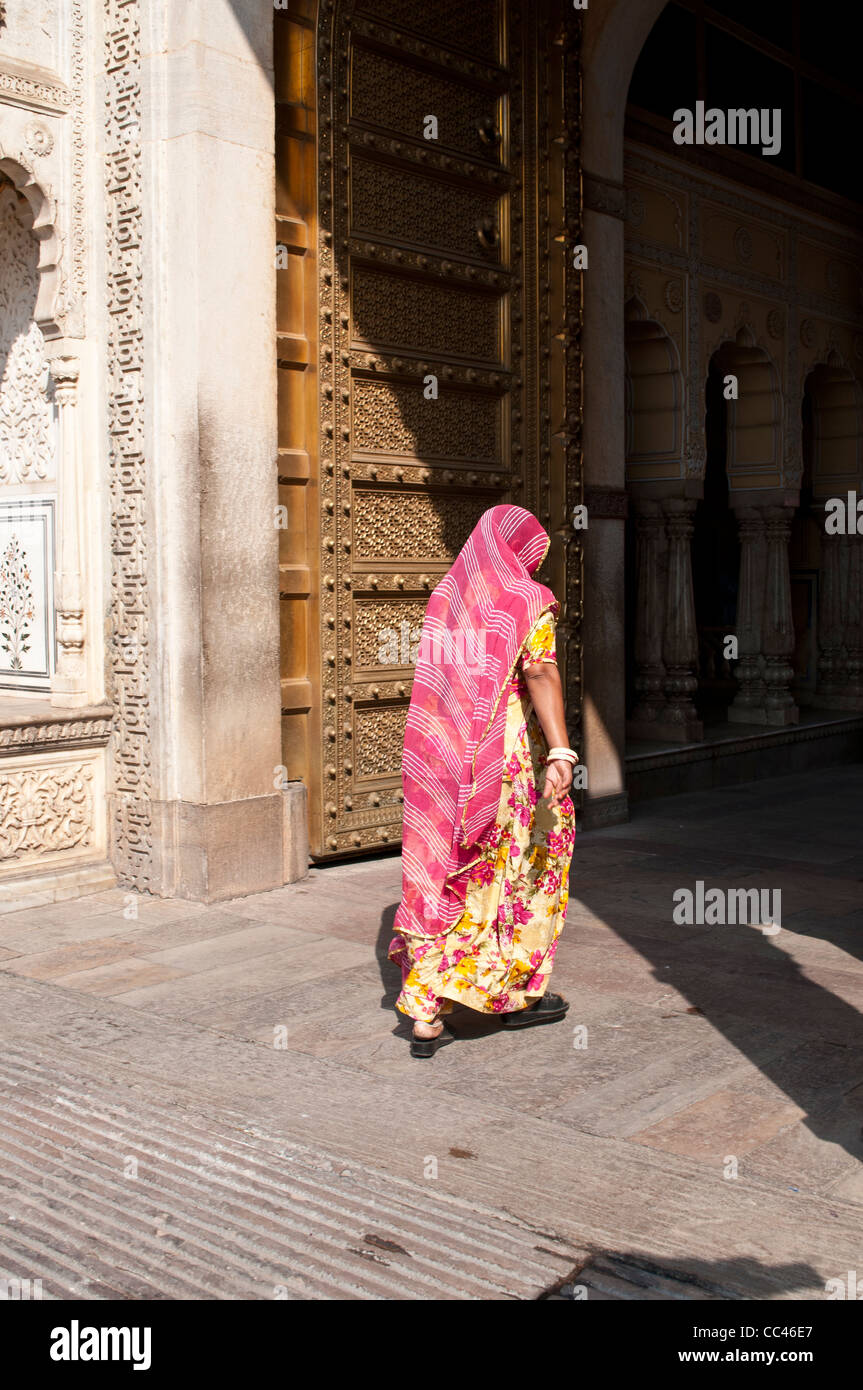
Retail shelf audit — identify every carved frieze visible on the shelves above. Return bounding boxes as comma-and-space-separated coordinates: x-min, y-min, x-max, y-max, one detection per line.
0, 760, 94, 862
0, 68, 70, 112
0, 710, 111, 752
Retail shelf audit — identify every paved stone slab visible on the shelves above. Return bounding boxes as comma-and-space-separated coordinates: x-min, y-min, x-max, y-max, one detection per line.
52, 957, 189, 997
630, 1089, 805, 1163
0, 764, 860, 1300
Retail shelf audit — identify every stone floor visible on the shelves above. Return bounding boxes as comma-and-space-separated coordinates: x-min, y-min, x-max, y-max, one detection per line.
1, 763, 861, 1298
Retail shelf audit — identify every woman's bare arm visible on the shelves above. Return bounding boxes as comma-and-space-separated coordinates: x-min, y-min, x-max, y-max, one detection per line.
522, 662, 574, 807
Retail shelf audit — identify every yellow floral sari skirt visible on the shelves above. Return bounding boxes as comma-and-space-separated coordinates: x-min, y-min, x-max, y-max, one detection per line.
391, 619, 575, 1023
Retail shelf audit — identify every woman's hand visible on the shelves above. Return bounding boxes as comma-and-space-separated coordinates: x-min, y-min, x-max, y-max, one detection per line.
542, 758, 573, 808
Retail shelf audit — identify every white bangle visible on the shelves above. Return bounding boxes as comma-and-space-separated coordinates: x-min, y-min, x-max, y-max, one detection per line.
547, 746, 579, 764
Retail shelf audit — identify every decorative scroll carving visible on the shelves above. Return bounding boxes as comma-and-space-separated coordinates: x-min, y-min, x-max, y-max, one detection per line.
24, 122, 53, 157
0, 69, 70, 112
664, 278, 684, 314
0, 184, 54, 484
69, 0, 87, 323
0, 762, 94, 860
104, 0, 152, 887
0, 712, 112, 752
353, 379, 497, 460
766, 307, 784, 339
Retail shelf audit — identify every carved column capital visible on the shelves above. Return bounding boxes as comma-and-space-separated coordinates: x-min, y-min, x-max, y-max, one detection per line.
49, 355, 81, 399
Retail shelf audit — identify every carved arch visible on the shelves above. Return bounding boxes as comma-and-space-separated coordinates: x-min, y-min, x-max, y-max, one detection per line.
0, 151, 61, 336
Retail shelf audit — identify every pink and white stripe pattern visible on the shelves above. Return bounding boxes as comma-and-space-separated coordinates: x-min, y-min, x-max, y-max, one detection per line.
393, 505, 557, 940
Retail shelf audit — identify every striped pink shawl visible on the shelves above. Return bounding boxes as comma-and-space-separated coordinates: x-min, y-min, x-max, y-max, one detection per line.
393, 505, 558, 940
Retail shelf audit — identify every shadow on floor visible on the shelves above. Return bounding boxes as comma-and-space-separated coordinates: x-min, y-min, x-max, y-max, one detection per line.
375, 765, 863, 1164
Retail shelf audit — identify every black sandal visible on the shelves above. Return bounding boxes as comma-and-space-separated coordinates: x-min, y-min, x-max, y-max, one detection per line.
410, 1022, 445, 1058
501, 992, 570, 1029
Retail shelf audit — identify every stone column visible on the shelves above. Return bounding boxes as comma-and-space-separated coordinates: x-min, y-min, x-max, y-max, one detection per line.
761, 505, 799, 725
135, 0, 286, 899
816, 524, 863, 710
842, 534, 863, 706
660, 497, 703, 741
49, 356, 88, 708
579, 186, 630, 828
729, 507, 768, 723
815, 521, 844, 703
628, 499, 668, 733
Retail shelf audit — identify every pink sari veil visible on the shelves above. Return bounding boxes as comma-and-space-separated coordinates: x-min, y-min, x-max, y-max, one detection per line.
392, 505, 558, 942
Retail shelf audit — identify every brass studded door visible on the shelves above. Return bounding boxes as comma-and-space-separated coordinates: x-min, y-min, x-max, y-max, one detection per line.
275, 0, 583, 858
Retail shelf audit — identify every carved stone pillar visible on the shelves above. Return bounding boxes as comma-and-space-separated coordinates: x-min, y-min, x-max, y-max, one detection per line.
628, 499, 668, 734
729, 507, 768, 723
816, 527, 863, 709
815, 522, 844, 703
842, 534, 863, 706
49, 356, 88, 707
660, 497, 703, 741
761, 506, 799, 724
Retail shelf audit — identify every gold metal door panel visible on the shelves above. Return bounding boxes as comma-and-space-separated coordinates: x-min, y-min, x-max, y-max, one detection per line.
351, 0, 501, 64
351, 268, 503, 364
286, 0, 583, 857
350, 157, 503, 264
352, 378, 500, 463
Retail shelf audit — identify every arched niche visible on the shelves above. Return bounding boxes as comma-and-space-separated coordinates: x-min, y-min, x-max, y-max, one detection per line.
803, 355, 863, 500
0, 152, 61, 337
0, 173, 57, 491
708, 329, 783, 490
624, 297, 684, 479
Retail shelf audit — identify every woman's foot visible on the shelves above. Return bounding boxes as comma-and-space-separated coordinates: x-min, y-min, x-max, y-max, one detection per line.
501, 992, 569, 1028
410, 1017, 444, 1058
412, 1019, 444, 1040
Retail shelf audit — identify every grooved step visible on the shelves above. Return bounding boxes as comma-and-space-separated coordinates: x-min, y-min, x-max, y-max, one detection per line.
0, 1041, 580, 1301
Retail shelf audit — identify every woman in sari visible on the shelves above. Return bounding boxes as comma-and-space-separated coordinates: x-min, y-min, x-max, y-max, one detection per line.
389, 504, 578, 1058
